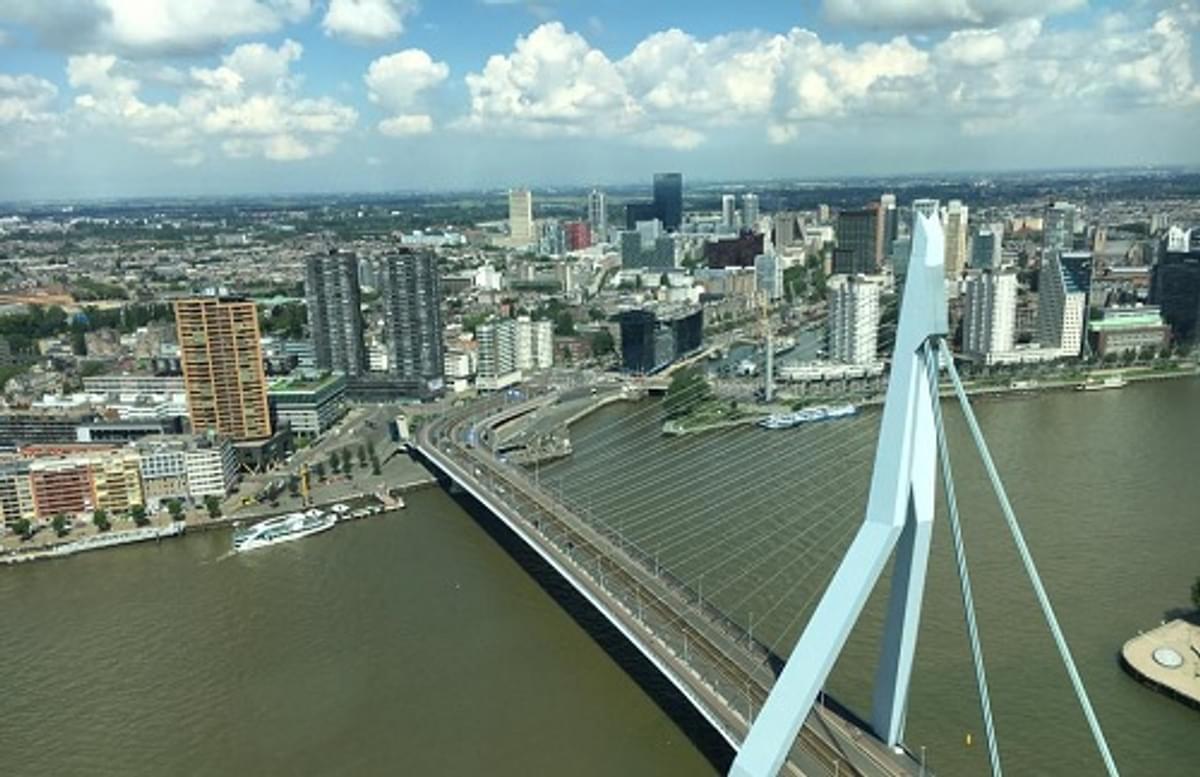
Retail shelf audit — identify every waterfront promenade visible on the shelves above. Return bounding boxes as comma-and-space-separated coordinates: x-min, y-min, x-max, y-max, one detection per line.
1121, 619, 1200, 710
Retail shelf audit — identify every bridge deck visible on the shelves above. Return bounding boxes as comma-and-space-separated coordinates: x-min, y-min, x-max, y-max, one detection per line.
416, 395, 922, 777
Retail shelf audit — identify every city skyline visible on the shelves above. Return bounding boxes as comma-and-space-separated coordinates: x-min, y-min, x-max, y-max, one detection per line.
1, 1, 1198, 200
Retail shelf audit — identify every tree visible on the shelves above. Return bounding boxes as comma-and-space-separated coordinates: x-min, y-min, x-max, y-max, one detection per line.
371, 456, 382, 476
130, 504, 149, 527
358, 445, 369, 467
553, 310, 576, 336
13, 517, 34, 540
590, 329, 615, 357
166, 499, 184, 521
330, 453, 341, 474
664, 367, 712, 419
204, 495, 222, 520
52, 514, 71, 537
313, 462, 326, 481
1192, 576, 1200, 610
93, 509, 111, 532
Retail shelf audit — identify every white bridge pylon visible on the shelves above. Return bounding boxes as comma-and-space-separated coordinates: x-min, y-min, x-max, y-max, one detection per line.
730, 214, 948, 777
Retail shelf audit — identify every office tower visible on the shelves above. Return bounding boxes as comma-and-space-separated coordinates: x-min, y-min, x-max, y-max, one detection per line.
1043, 201, 1076, 254
877, 193, 898, 264
587, 189, 607, 240
508, 188, 534, 245
305, 250, 367, 378
476, 319, 520, 390
380, 249, 445, 395
912, 198, 940, 220
834, 207, 879, 275
563, 220, 592, 251
1038, 251, 1093, 356
817, 203, 831, 223
722, 194, 737, 231
515, 317, 554, 371
653, 172, 683, 231
963, 269, 1017, 360
1150, 227, 1200, 342
773, 211, 802, 251
620, 231, 642, 268
651, 236, 676, 270
970, 225, 1004, 269
742, 193, 760, 232
828, 275, 880, 366
538, 220, 566, 256
616, 308, 703, 373
754, 253, 783, 301
944, 200, 969, 279
174, 298, 272, 441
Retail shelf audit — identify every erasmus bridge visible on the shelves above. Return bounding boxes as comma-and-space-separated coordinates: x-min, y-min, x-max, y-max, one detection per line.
411, 215, 1121, 777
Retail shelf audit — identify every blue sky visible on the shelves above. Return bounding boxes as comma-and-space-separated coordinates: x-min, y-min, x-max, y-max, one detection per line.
1, 1, 1198, 200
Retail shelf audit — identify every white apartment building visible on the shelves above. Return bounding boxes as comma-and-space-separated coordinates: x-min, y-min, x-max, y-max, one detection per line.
828, 275, 881, 366
754, 253, 783, 301
515, 317, 554, 371
508, 188, 534, 246
135, 435, 238, 506
1038, 251, 1092, 357
962, 269, 1017, 362
476, 320, 522, 391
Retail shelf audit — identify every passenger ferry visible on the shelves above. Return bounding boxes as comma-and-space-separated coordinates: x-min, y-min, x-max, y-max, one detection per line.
758, 403, 858, 430
232, 509, 336, 552
1077, 376, 1127, 392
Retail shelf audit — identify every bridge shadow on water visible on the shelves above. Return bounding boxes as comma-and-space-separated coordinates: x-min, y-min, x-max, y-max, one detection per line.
442, 476, 737, 774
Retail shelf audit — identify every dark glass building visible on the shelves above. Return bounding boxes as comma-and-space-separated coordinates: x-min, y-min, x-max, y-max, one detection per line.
653, 172, 683, 231
1151, 234, 1200, 342
615, 307, 703, 374
380, 249, 445, 396
306, 250, 367, 377
834, 208, 879, 275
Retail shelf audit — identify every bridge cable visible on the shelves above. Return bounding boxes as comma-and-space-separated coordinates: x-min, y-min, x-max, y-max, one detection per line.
943, 349, 1121, 777
927, 339, 1002, 777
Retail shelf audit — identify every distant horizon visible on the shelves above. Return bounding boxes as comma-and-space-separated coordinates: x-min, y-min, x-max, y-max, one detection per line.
4, 162, 1199, 210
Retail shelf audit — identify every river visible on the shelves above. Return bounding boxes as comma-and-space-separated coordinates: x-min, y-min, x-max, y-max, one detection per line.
1, 378, 1197, 776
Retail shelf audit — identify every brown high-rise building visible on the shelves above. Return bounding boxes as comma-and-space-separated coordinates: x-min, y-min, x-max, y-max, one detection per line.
174, 298, 272, 441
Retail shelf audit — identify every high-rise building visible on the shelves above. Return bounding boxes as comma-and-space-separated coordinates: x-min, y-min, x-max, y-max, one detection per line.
174, 298, 272, 441
508, 188, 534, 245
515, 317, 554, 371
970, 225, 1004, 270
305, 250, 367, 377
1038, 251, 1093, 356
587, 189, 607, 240
878, 193, 898, 265
653, 173, 683, 231
742, 193, 760, 232
615, 308, 703, 374
721, 194, 737, 231
1043, 201, 1076, 254
834, 208, 879, 275
944, 200, 969, 279
773, 211, 802, 251
476, 319, 520, 390
537, 220, 566, 256
1150, 227, 1200, 342
380, 249, 444, 395
912, 199, 940, 220
828, 275, 880, 366
563, 220, 592, 251
754, 253, 783, 301
963, 269, 1017, 360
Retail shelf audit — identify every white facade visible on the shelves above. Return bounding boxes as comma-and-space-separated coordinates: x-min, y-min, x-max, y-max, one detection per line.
508, 188, 534, 245
135, 435, 237, 504
912, 199, 940, 220
185, 444, 238, 499
754, 253, 783, 301
943, 199, 969, 278
721, 194, 737, 231
476, 320, 522, 390
742, 193, 759, 231
444, 349, 476, 380
828, 275, 881, 366
515, 317, 554, 371
962, 269, 1017, 361
588, 189, 607, 241
1038, 252, 1089, 357
368, 342, 389, 372
473, 264, 503, 291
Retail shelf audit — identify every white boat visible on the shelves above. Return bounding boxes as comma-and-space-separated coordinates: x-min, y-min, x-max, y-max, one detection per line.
758, 414, 798, 430
233, 509, 335, 552
758, 403, 858, 430
1077, 376, 1127, 392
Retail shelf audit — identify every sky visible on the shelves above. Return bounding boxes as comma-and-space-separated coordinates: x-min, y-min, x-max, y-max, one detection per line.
0, 0, 1198, 200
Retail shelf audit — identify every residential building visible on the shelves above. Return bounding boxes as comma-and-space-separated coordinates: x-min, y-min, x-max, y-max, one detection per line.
538, 220, 566, 256
742, 193, 760, 232
174, 298, 272, 441
773, 211, 802, 252
962, 269, 1017, 362
1087, 307, 1171, 357
28, 458, 94, 519
971, 225, 1004, 269
1043, 201, 1077, 254
476, 319, 521, 391
653, 172, 683, 231
515, 317, 554, 371
1038, 251, 1093, 357
380, 249, 445, 396
587, 189, 607, 240
564, 221, 592, 251
305, 250, 367, 377
722, 194, 737, 231
944, 200, 969, 279
828, 275, 881, 366
754, 253, 783, 301
268, 373, 348, 437
508, 188, 534, 245
89, 451, 145, 516
0, 410, 93, 447
0, 459, 35, 529
83, 375, 186, 395
878, 193, 898, 263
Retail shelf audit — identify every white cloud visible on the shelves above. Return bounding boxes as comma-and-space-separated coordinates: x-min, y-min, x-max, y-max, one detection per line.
0, 72, 64, 156
0, 0, 313, 56
322, 0, 415, 44
68, 38, 357, 163
822, 0, 1086, 29
379, 113, 433, 135
458, 10, 1200, 149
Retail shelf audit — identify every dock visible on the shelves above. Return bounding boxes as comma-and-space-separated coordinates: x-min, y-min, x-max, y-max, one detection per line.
1120, 619, 1200, 710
